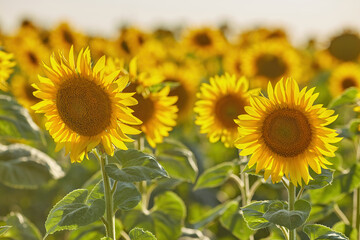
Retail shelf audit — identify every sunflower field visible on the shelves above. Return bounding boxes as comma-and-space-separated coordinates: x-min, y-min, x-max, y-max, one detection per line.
1, 11, 360, 240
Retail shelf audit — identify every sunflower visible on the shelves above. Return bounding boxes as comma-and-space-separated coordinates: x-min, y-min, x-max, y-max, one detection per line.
32, 47, 142, 162
49, 22, 87, 52
11, 74, 40, 109
328, 62, 360, 97
315, 31, 360, 69
194, 74, 259, 147
0, 48, 15, 91
236, 27, 288, 49
114, 27, 148, 60
242, 39, 303, 89
235, 78, 341, 186
159, 62, 201, 121
182, 27, 227, 57
223, 46, 243, 77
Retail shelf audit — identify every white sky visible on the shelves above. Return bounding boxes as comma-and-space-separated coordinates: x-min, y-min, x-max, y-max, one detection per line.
0, 0, 359, 45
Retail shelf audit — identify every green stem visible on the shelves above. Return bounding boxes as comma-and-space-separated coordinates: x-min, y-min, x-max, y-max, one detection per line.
288, 182, 296, 240
99, 153, 116, 239
353, 137, 360, 239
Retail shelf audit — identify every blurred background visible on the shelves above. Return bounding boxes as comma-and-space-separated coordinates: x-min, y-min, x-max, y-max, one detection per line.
1, 0, 360, 44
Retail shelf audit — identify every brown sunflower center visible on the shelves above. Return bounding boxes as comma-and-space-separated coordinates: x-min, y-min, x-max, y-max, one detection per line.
262, 108, 312, 157
130, 93, 155, 125
194, 33, 212, 47
215, 94, 247, 129
56, 78, 112, 136
166, 78, 189, 116
256, 54, 287, 80
28, 52, 39, 65
328, 33, 360, 61
62, 30, 74, 45
121, 40, 131, 54
341, 77, 357, 90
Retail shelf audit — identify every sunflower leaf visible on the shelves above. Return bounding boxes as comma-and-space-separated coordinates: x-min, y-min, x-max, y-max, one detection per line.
219, 201, 254, 239
305, 168, 333, 190
263, 199, 311, 230
303, 224, 348, 240
0, 143, 64, 189
121, 191, 186, 240
129, 228, 157, 240
88, 180, 141, 212
332, 222, 357, 240
68, 219, 123, 240
0, 94, 40, 142
0, 226, 11, 236
45, 189, 105, 237
328, 87, 358, 109
106, 149, 168, 182
193, 162, 234, 190
155, 139, 198, 183
241, 201, 275, 230
3, 212, 42, 240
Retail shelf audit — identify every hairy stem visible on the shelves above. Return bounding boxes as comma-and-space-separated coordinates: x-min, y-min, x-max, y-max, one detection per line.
288, 182, 296, 240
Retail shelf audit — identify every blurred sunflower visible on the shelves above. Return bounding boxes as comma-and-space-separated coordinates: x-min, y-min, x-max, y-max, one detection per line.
316, 31, 360, 69
160, 62, 201, 121
223, 47, 243, 77
328, 62, 360, 97
182, 27, 226, 57
32, 47, 141, 162
235, 78, 341, 186
242, 39, 303, 89
0, 48, 15, 91
49, 22, 87, 52
89, 36, 116, 61
114, 27, 148, 60
11, 74, 40, 109
194, 74, 258, 147
236, 27, 288, 49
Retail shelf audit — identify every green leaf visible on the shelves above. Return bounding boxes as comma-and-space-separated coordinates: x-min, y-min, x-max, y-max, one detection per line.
190, 200, 233, 229
306, 169, 333, 190
122, 191, 186, 240
129, 228, 157, 240
219, 201, 254, 239
45, 189, 105, 237
308, 203, 334, 223
304, 224, 348, 240
333, 222, 357, 240
155, 139, 198, 183
0, 94, 40, 141
194, 162, 234, 190
106, 149, 168, 182
0, 143, 64, 189
68, 219, 122, 240
0, 225, 11, 236
310, 163, 360, 204
242, 201, 274, 230
328, 87, 358, 109
88, 180, 141, 211
3, 212, 42, 240
263, 199, 311, 230
100, 238, 112, 240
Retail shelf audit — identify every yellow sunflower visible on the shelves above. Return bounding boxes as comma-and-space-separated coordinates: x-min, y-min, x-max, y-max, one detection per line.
236, 27, 288, 49
11, 74, 40, 109
0, 48, 15, 91
182, 27, 227, 57
328, 62, 360, 97
316, 31, 360, 69
123, 83, 178, 148
114, 27, 148, 60
242, 39, 303, 89
32, 47, 142, 162
235, 78, 341, 186
49, 22, 87, 52
159, 62, 201, 121
223, 46, 243, 77
194, 74, 259, 147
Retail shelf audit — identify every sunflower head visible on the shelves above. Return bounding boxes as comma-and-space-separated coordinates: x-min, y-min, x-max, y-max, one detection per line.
0, 48, 16, 91
235, 78, 341, 186
32, 46, 142, 162
194, 73, 259, 147
329, 62, 360, 97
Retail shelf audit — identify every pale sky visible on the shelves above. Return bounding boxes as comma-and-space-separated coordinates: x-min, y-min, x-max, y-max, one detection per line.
0, 0, 359, 45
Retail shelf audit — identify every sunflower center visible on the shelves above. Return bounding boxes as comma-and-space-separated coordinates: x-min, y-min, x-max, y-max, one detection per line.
194, 33, 212, 47
56, 78, 112, 136
121, 40, 131, 54
256, 54, 287, 80
262, 108, 312, 157
341, 77, 357, 90
28, 52, 39, 65
215, 94, 246, 129
62, 30, 74, 45
328, 33, 360, 61
166, 78, 189, 115
131, 93, 155, 125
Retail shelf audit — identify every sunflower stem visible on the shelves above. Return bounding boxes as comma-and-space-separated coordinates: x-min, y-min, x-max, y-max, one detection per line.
353, 137, 360, 239
288, 182, 296, 240
277, 225, 289, 240
296, 186, 305, 201
99, 153, 116, 240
